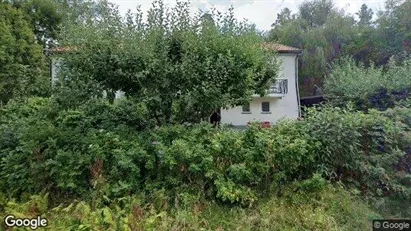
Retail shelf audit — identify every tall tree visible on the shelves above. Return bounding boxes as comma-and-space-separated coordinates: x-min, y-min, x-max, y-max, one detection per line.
0, 2, 49, 106
299, 0, 335, 28
271, 8, 295, 28
56, 0, 279, 125
394, 0, 411, 52
268, 0, 411, 97
11, 0, 62, 48
375, 0, 410, 65
356, 4, 374, 26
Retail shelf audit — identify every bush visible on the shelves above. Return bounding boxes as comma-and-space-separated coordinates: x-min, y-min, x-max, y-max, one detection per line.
0, 98, 153, 203
299, 105, 411, 217
0, 97, 410, 217
324, 56, 411, 110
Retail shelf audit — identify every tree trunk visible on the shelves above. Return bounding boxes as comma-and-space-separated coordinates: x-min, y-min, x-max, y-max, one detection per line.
107, 90, 115, 104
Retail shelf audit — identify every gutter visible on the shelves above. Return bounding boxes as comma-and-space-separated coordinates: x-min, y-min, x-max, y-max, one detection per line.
295, 52, 302, 117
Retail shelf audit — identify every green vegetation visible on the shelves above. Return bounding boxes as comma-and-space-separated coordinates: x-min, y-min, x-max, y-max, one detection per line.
10, 0, 63, 48
0, 0, 410, 230
0, 182, 381, 230
0, 97, 410, 229
268, 0, 411, 96
0, 1, 50, 106
55, 0, 278, 124
324, 56, 411, 110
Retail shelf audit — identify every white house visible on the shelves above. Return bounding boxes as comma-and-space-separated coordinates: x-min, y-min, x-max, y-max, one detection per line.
50, 47, 125, 99
50, 43, 301, 126
221, 43, 302, 127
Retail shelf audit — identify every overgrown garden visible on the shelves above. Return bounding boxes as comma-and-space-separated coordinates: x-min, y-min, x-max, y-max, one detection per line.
1, 0, 411, 230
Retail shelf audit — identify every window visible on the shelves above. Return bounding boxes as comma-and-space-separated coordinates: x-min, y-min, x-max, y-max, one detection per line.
262, 102, 270, 112
242, 103, 251, 113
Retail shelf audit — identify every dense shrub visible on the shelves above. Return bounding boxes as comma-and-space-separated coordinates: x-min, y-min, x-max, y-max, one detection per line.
303, 106, 410, 194
324, 56, 411, 110
0, 98, 153, 203
1, 98, 318, 206
298, 105, 411, 217
0, 97, 410, 217
77, 98, 156, 131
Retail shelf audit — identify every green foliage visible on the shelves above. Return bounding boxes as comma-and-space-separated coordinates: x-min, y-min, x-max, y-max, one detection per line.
294, 173, 327, 193
0, 183, 380, 231
11, 0, 63, 48
374, 0, 411, 65
299, 0, 335, 28
0, 98, 153, 203
324, 56, 411, 110
302, 105, 364, 175
268, 0, 411, 96
1, 97, 410, 217
300, 105, 411, 218
56, 0, 278, 125
356, 4, 374, 26
271, 8, 295, 28
0, 98, 313, 206
2, 0, 410, 225
0, 2, 50, 106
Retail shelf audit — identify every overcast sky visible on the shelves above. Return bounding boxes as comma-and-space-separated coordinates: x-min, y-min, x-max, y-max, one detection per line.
110, 0, 386, 31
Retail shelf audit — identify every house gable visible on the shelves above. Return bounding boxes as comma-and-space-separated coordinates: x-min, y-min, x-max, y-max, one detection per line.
221, 43, 301, 126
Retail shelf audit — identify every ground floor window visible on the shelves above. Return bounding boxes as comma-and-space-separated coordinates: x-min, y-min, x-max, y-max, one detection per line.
262, 102, 270, 112
242, 103, 251, 113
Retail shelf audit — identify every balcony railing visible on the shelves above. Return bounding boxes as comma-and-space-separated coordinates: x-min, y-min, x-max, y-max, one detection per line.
268, 78, 288, 95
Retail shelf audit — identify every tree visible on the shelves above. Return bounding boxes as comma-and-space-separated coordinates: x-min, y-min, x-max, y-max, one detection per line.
0, 2, 49, 106
394, 0, 411, 53
56, 0, 279, 125
299, 0, 335, 28
374, 0, 410, 65
11, 0, 62, 48
268, 1, 356, 96
271, 8, 295, 28
356, 4, 374, 26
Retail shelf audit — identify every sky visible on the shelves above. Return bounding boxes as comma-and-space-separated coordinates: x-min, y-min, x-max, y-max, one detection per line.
110, 0, 386, 32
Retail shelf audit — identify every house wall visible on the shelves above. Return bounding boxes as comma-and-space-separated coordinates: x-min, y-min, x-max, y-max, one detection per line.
51, 52, 299, 124
221, 53, 299, 126
51, 58, 62, 86
51, 58, 124, 99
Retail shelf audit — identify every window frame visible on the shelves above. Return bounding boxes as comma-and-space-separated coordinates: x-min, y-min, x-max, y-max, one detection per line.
261, 101, 270, 113
242, 103, 251, 114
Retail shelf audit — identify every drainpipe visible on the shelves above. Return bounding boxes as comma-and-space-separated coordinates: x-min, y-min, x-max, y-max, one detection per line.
295, 52, 302, 117
44, 48, 53, 88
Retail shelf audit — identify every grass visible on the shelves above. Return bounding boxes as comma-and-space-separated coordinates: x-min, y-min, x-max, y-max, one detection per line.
1, 183, 381, 231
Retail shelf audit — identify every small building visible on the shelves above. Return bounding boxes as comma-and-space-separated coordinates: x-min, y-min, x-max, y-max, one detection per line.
220, 43, 302, 127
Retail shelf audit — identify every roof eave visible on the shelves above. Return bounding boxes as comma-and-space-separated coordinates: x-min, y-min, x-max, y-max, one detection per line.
277, 50, 302, 54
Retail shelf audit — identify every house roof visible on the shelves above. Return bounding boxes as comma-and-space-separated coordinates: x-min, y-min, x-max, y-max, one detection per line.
49, 43, 302, 54
262, 43, 302, 54
49, 46, 77, 54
